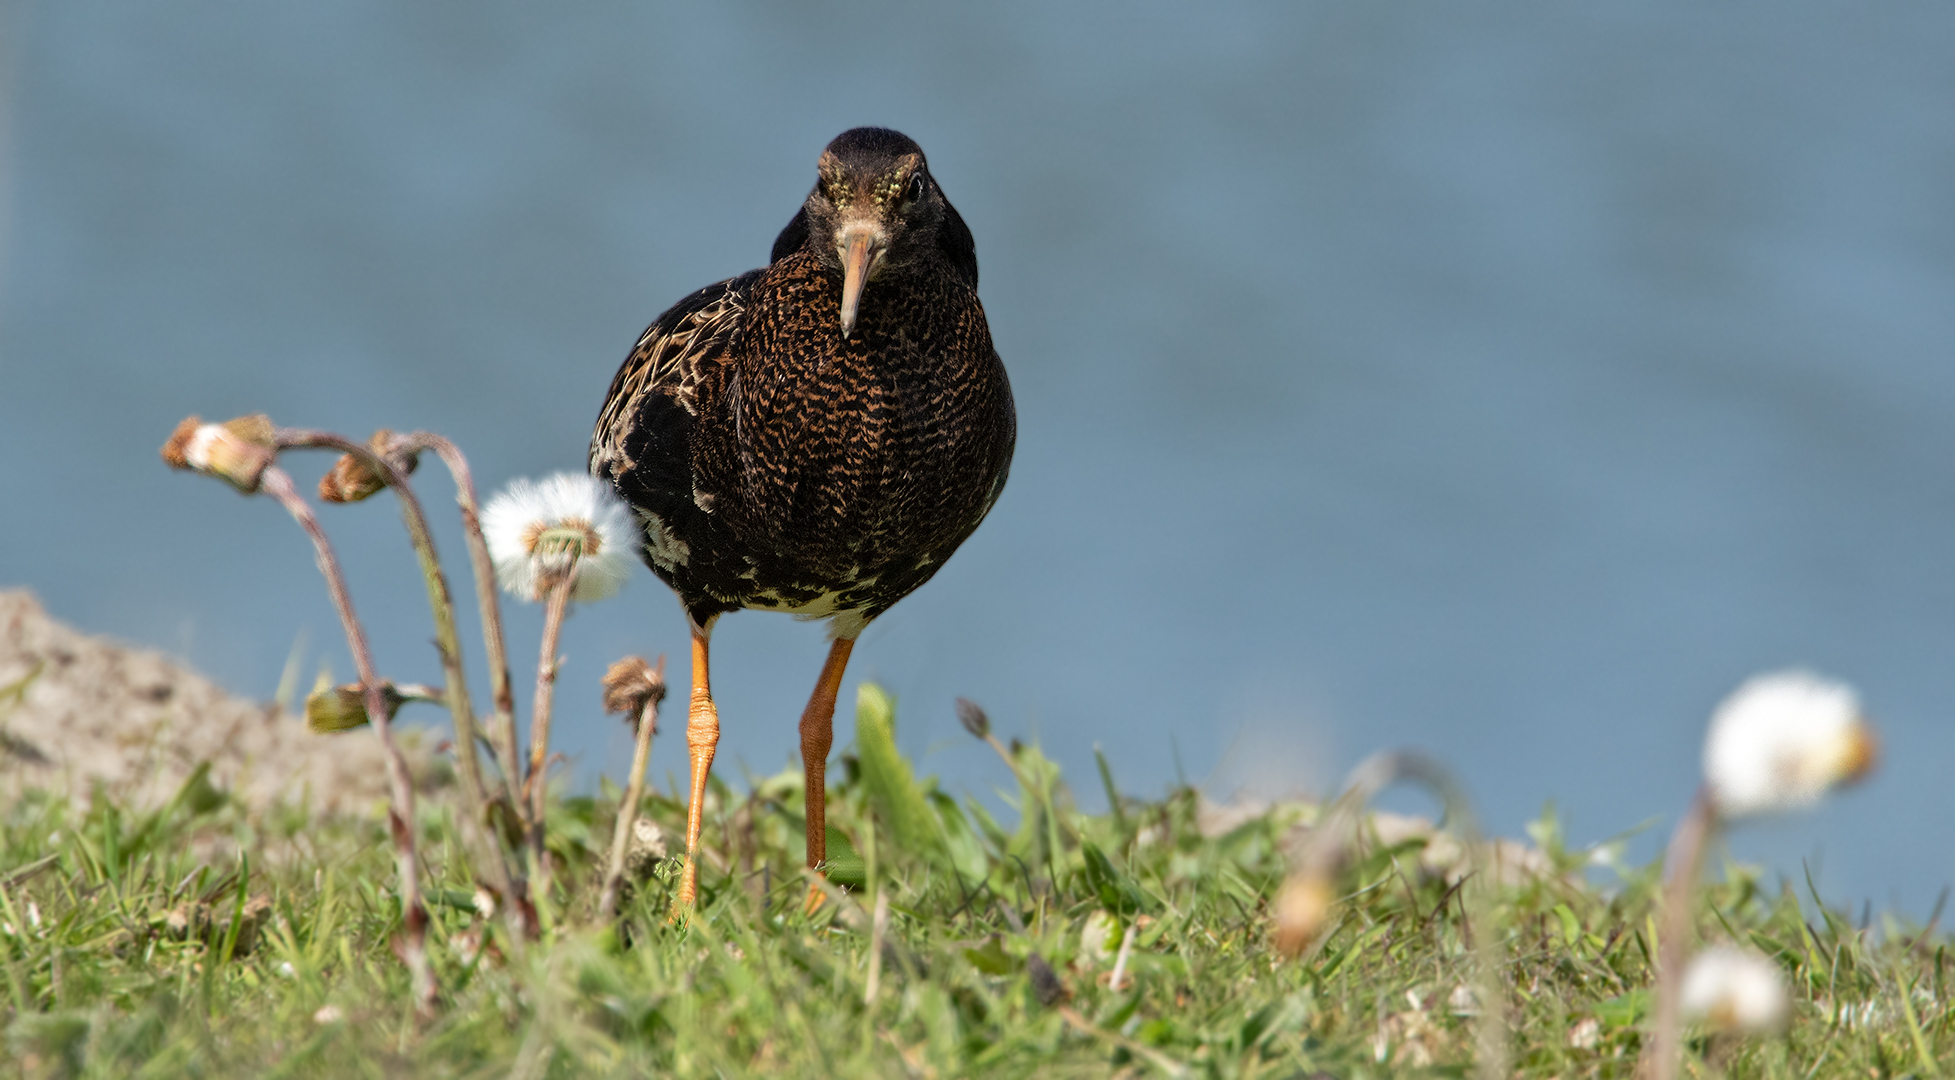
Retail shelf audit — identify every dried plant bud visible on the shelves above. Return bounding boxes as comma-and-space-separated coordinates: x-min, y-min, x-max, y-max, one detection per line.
161, 414, 277, 493
318, 429, 421, 503
1026, 951, 1069, 1007
955, 697, 990, 739
1272, 871, 1337, 957
305, 681, 406, 732
602, 655, 668, 724
623, 816, 668, 881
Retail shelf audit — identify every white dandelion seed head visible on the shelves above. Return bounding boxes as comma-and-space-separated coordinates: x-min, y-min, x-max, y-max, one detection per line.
1703, 670, 1877, 820
1680, 946, 1790, 1033
482, 472, 636, 602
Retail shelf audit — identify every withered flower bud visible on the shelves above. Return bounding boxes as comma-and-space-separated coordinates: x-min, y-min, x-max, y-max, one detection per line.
623, 816, 669, 880
318, 428, 421, 503
1026, 952, 1069, 1007
161, 414, 277, 493
305, 681, 407, 733
955, 697, 991, 739
602, 655, 667, 732
1272, 871, 1337, 957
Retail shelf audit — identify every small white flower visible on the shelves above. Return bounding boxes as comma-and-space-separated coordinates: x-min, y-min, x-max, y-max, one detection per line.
1703, 670, 1878, 819
482, 473, 635, 602
1680, 946, 1790, 1033
1080, 910, 1119, 964
312, 1004, 345, 1025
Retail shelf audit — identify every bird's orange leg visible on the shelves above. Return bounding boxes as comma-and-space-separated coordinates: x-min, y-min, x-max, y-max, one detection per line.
674, 627, 718, 913
800, 636, 855, 911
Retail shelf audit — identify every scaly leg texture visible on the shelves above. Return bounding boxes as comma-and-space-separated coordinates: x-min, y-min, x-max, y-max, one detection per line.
800, 636, 855, 911
675, 627, 718, 912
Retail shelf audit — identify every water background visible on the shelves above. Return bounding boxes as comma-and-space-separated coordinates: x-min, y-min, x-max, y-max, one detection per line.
4, 3, 1953, 915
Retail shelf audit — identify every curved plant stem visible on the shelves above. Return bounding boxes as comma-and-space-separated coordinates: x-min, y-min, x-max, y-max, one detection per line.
258, 466, 437, 1015
599, 661, 666, 920
278, 428, 531, 944
403, 433, 524, 824
1286, 750, 1510, 1080
1646, 786, 1716, 1080
526, 574, 575, 881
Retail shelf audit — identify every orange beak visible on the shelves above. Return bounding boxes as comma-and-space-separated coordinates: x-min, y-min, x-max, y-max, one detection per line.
838, 228, 879, 338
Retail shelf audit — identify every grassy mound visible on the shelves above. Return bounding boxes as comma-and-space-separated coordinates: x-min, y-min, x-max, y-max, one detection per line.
0, 688, 1943, 1078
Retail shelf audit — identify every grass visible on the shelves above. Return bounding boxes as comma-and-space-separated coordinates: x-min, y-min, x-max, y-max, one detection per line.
0, 691, 1948, 1079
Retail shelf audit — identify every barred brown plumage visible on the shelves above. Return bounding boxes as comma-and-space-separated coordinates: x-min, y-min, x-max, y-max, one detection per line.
590, 127, 1015, 912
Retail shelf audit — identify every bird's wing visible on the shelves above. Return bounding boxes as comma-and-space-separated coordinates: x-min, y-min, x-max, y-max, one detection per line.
589, 269, 762, 483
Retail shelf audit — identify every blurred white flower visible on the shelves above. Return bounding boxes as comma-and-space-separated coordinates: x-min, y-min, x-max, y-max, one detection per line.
1079, 910, 1120, 965
1702, 670, 1878, 819
482, 473, 635, 602
1680, 946, 1790, 1033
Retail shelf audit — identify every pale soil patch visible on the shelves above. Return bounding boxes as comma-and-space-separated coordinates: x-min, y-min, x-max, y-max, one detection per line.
0, 589, 439, 817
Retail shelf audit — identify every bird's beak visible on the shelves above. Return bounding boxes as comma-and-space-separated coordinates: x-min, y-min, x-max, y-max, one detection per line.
838, 227, 881, 338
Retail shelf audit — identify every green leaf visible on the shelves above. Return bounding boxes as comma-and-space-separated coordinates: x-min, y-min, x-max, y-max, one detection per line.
1594, 989, 1650, 1029
854, 682, 947, 866
822, 826, 866, 889
176, 761, 228, 817
962, 936, 1013, 976
1553, 902, 1584, 951
928, 790, 992, 883
1080, 841, 1144, 915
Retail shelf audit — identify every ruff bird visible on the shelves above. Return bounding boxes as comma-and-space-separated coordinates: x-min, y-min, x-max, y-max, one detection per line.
591, 127, 1015, 908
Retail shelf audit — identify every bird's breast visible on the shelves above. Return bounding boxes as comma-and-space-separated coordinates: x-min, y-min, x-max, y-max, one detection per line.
688, 260, 1009, 575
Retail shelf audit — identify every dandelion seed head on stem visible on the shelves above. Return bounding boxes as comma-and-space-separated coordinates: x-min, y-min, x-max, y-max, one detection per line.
1703, 670, 1878, 819
482, 473, 635, 602
1680, 945, 1790, 1033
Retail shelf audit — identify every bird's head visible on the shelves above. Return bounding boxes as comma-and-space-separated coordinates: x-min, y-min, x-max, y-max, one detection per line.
795, 127, 957, 337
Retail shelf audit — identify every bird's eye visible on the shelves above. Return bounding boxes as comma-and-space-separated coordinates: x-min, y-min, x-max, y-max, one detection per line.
907, 173, 926, 204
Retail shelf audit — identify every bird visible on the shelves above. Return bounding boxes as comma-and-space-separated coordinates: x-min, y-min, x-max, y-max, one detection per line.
590, 127, 1016, 910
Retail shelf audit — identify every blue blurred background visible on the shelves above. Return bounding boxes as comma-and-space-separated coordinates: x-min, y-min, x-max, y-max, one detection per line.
3, 3, 1951, 914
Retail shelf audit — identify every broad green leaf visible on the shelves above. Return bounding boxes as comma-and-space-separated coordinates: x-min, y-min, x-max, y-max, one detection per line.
822, 825, 866, 889
854, 682, 947, 866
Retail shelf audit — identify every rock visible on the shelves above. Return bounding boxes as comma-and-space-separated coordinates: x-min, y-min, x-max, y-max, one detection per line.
0, 589, 436, 817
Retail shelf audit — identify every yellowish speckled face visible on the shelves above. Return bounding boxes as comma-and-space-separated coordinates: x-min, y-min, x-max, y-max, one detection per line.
817, 151, 926, 214
805, 137, 948, 336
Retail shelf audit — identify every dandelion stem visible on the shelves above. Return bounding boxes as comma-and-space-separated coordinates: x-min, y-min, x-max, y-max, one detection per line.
277, 428, 531, 945
526, 572, 576, 876
1647, 786, 1716, 1080
1109, 918, 1138, 992
402, 432, 525, 826
257, 466, 437, 1015
599, 657, 665, 920
1281, 750, 1509, 1080
864, 890, 890, 1006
